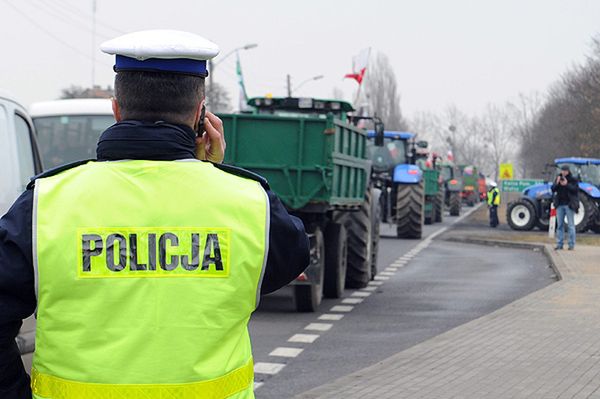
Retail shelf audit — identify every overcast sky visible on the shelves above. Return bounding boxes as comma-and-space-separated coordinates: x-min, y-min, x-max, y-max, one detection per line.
1, 0, 598, 117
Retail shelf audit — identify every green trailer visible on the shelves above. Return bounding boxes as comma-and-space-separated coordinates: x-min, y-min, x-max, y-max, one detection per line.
414, 145, 443, 225
219, 97, 379, 311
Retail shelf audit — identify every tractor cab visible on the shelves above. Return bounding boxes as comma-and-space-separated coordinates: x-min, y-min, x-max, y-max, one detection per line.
247, 97, 354, 122
366, 131, 413, 176
554, 158, 600, 188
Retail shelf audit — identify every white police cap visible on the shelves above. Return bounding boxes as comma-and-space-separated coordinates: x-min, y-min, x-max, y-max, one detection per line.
100, 30, 220, 77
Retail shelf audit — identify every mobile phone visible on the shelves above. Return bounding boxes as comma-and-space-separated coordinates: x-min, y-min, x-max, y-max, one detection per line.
196, 104, 206, 137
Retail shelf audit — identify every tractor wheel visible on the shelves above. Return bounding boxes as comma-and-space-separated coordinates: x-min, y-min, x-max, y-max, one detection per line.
323, 222, 347, 299
536, 216, 550, 231
370, 189, 382, 278
565, 195, 595, 233
293, 226, 324, 312
434, 189, 444, 223
395, 182, 424, 239
506, 199, 536, 231
334, 190, 373, 289
449, 192, 461, 216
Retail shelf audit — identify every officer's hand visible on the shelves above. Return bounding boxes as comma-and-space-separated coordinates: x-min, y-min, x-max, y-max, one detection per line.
196, 112, 226, 163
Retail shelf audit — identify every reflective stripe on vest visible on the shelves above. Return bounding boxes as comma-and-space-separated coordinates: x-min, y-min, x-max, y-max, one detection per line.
32, 160, 268, 398
31, 358, 253, 399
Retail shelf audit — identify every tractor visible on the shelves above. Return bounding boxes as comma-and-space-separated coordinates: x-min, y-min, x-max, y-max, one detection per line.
458, 164, 480, 207
439, 161, 463, 216
367, 131, 429, 238
507, 157, 600, 233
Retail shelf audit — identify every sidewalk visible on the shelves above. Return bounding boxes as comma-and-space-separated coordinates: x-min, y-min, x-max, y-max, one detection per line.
296, 244, 600, 398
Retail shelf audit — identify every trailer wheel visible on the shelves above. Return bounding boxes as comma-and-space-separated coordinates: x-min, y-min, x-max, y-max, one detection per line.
466, 192, 476, 207
293, 227, 324, 312
449, 192, 461, 216
334, 190, 373, 289
395, 182, 424, 239
506, 199, 536, 231
323, 223, 347, 299
434, 189, 444, 223
370, 189, 382, 278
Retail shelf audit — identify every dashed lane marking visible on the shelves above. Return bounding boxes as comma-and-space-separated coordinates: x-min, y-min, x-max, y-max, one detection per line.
305, 323, 333, 332
374, 276, 390, 281
319, 313, 344, 321
351, 291, 372, 297
269, 347, 304, 358
288, 333, 320, 343
330, 305, 354, 312
380, 271, 395, 276
254, 362, 285, 375
361, 286, 378, 291
342, 298, 363, 304
368, 281, 383, 286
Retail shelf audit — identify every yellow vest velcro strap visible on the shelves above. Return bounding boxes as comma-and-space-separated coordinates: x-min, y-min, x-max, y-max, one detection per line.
31, 359, 253, 399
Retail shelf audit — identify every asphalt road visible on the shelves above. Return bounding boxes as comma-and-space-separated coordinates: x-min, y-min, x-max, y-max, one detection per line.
250, 209, 556, 398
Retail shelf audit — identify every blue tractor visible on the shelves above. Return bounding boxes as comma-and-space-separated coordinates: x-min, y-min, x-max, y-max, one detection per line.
506, 157, 600, 233
367, 131, 425, 239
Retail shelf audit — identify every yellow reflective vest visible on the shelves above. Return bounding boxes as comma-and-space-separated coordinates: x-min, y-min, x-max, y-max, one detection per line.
487, 187, 500, 206
31, 160, 269, 399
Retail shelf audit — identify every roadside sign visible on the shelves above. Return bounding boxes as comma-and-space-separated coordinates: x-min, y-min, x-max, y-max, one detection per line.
500, 179, 543, 192
499, 163, 514, 180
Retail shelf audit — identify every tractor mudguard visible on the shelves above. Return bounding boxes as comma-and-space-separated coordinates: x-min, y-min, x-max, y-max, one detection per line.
522, 183, 552, 200
579, 183, 600, 199
393, 164, 422, 184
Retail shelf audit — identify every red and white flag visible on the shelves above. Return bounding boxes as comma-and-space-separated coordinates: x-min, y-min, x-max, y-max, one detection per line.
344, 48, 370, 84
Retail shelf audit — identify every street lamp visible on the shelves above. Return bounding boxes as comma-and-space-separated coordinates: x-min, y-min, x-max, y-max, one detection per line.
287, 75, 324, 97
208, 43, 258, 88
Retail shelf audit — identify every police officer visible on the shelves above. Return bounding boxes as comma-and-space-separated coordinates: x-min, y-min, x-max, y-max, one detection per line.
0, 30, 309, 399
488, 181, 500, 227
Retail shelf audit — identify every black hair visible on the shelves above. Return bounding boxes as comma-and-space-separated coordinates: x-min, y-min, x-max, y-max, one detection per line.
114, 71, 205, 125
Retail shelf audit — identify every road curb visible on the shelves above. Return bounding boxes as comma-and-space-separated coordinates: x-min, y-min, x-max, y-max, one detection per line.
442, 236, 563, 281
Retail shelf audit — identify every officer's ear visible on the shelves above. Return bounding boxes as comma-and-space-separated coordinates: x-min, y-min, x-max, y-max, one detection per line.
193, 98, 206, 128
111, 97, 122, 122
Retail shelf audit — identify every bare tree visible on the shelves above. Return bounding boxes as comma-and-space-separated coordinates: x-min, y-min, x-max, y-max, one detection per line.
206, 82, 232, 113
60, 85, 113, 99
363, 52, 408, 131
331, 87, 345, 101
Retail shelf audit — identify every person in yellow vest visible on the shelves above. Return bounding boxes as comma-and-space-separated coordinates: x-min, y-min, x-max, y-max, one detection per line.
488, 181, 500, 227
0, 30, 310, 399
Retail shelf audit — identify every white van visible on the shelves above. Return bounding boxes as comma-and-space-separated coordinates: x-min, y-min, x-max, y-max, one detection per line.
30, 99, 114, 170
0, 91, 43, 216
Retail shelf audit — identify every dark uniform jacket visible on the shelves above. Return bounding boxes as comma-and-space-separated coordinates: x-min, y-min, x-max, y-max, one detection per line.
0, 121, 310, 398
551, 173, 579, 211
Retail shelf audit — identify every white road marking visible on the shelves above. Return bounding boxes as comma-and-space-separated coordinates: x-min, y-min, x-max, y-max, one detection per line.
361, 286, 378, 291
380, 271, 395, 276
342, 297, 363, 304
254, 382, 264, 390
319, 313, 344, 321
385, 267, 398, 271
288, 333, 319, 343
305, 322, 333, 331
351, 291, 372, 297
374, 276, 390, 281
270, 347, 304, 358
254, 362, 285, 375
368, 281, 383, 286
330, 305, 354, 312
